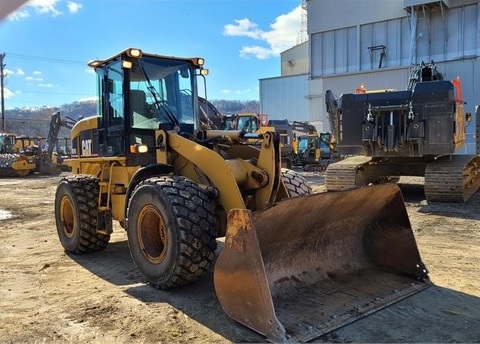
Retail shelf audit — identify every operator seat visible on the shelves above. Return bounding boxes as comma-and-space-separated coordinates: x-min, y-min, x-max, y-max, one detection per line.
130, 89, 148, 119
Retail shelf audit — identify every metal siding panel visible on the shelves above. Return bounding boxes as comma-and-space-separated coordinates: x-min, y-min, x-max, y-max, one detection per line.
335, 29, 348, 74
347, 27, 358, 71
373, 22, 387, 47
430, 13, 445, 62
464, 5, 478, 56
401, 17, 412, 65
260, 75, 309, 122
323, 31, 335, 75
308, 0, 406, 32
360, 24, 373, 70
446, 7, 462, 60
386, 19, 401, 67
416, 13, 430, 61
311, 33, 322, 77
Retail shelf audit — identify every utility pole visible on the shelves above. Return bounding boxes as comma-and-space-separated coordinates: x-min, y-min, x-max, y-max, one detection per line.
0, 53, 5, 133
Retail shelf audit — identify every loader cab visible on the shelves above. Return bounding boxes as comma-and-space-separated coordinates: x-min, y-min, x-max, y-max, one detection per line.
87, 48, 206, 166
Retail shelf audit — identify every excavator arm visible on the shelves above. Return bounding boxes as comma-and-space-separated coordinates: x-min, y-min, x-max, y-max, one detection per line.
39, 111, 76, 175
45, 111, 76, 161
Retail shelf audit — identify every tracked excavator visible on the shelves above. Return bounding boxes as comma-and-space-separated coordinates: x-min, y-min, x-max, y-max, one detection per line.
54, 48, 430, 343
325, 62, 480, 202
42, 111, 76, 172
221, 113, 294, 168
291, 121, 334, 171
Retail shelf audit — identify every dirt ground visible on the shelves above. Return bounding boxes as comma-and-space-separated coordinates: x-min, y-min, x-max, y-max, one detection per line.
1, 170, 479, 343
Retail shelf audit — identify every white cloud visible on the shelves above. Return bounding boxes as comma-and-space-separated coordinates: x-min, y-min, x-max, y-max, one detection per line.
223, 18, 262, 40
4, 68, 26, 76
240, 46, 276, 60
221, 88, 252, 95
8, 9, 29, 21
78, 96, 97, 102
67, 1, 82, 13
33, 71, 42, 75
223, 6, 303, 59
8, 0, 82, 20
27, 0, 62, 16
25, 76, 43, 81
38, 83, 54, 87
3, 88, 15, 99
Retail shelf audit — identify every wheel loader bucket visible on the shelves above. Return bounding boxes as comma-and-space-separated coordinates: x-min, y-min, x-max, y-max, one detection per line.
214, 184, 430, 343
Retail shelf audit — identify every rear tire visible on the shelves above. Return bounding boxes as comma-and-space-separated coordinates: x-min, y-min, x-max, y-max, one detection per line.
126, 176, 217, 289
54, 175, 110, 253
281, 168, 312, 196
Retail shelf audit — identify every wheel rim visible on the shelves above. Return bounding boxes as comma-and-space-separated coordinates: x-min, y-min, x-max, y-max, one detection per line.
137, 204, 168, 264
60, 196, 76, 239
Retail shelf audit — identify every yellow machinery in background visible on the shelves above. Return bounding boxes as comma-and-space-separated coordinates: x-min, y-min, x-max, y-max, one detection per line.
0, 112, 75, 177
0, 133, 37, 177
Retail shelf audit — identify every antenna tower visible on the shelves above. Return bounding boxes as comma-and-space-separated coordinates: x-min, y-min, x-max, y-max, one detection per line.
297, 0, 308, 44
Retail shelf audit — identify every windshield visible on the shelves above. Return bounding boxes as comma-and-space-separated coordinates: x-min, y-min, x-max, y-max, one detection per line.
128, 56, 197, 130
237, 116, 259, 133
298, 137, 309, 153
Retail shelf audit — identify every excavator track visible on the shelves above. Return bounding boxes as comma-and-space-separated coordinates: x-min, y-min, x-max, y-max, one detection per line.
325, 156, 373, 190
0, 154, 30, 177
424, 154, 480, 202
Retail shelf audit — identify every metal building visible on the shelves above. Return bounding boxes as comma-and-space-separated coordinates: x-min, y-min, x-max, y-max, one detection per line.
260, 0, 480, 153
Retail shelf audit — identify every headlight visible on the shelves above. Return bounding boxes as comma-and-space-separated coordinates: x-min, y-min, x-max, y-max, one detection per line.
130, 144, 149, 154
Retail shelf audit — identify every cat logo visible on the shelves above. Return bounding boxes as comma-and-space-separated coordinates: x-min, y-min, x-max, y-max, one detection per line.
81, 139, 92, 157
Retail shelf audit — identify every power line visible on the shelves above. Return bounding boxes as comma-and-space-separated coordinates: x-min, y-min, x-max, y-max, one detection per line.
5, 52, 86, 65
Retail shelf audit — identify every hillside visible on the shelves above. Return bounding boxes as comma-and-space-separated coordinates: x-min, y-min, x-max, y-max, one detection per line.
3, 99, 259, 138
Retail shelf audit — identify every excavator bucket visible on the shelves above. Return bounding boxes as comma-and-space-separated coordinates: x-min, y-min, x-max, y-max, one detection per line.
214, 183, 430, 343
38, 161, 62, 176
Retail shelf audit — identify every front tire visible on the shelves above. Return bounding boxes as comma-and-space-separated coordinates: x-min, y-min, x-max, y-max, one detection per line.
54, 175, 110, 253
281, 168, 313, 196
126, 176, 217, 289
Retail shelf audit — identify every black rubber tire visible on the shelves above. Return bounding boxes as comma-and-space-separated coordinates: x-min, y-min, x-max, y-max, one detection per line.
281, 168, 313, 196
54, 175, 110, 254
126, 176, 217, 289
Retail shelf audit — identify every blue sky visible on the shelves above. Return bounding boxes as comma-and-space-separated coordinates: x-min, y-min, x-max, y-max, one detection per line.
1, 0, 303, 110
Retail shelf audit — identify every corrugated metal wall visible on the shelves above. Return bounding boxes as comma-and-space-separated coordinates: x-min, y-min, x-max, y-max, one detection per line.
259, 74, 309, 122
310, 2, 480, 77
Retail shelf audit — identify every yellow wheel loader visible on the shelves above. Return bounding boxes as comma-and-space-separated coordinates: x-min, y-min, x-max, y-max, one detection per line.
54, 48, 430, 343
